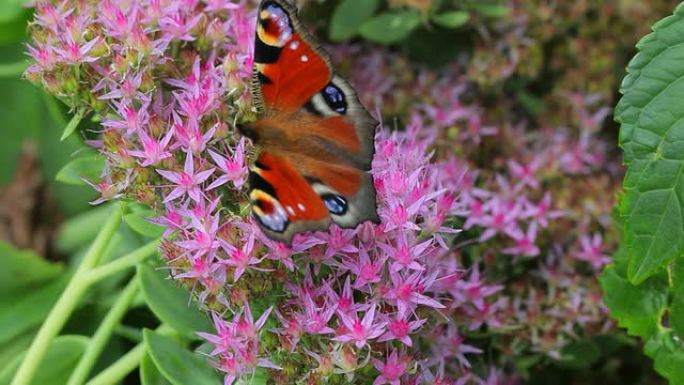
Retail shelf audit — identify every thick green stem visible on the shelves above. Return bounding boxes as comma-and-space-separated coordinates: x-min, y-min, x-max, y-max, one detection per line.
84, 342, 145, 385
67, 277, 140, 385
10, 205, 122, 385
84, 325, 174, 385
83, 239, 160, 285
114, 325, 144, 343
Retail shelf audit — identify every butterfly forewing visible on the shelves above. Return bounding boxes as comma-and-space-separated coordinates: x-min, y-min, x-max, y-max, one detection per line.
247, 0, 379, 243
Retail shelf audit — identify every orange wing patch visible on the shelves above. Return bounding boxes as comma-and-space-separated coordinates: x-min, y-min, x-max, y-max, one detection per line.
258, 36, 330, 113
318, 116, 361, 154
253, 1, 332, 113
251, 152, 329, 222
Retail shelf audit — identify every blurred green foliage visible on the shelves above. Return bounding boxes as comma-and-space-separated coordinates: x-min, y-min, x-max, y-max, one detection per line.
0, 2, 95, 216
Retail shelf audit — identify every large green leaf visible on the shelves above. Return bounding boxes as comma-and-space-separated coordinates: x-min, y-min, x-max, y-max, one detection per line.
0, 241, 63, 293
599, 264, 668, 339
0, 331, 35, 371
359, 10, 421, 45
615, 3, 684, 284
644, 329, 684, 384
0, 275, 68, 345
329, 0, 380, 41
55, 151, 105, 186
0, 335, 88, 385
141, 353, 173, 385
143, 330, 221, 385
138, 264, 212, 339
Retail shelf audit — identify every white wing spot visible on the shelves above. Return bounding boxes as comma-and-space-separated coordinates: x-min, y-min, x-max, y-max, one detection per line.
286, 205, 295, 216
289, 41, 299, 50
297, 203, 305, 212
300, 55, 309, 62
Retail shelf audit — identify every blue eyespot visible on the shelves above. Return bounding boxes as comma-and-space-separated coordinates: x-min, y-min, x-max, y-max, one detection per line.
323, 84, 347, 114
322, 194, 347, 215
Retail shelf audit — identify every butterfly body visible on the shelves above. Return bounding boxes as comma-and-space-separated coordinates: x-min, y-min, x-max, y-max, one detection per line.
244, 0, 379, 244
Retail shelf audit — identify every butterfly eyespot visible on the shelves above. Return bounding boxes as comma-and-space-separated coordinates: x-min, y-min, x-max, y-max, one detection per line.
253, 197, 289, 232
322, 84, 347, 114
322, 194, 348, 215
258, 4, 293, 47
255, 198, 275, 214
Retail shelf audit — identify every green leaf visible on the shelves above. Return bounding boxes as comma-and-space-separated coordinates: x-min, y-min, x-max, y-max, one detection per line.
125, 208, 165, 238
0, 335, 88, 385
0, 2, 26, 24
644, 329, 684, 384
670, 257, 684, 339
55, 152, 105, 186
431, 11, 470, 28
359, 10, 421, 45
469, 3, 509, 18
60, 110, 84, 141
670, 288, 684, 339
143, 330, 221, 385
141, 353, 173, 385
138, 264, 212, 339
0, 241, 63, 293
615, 3, 684, 284
0, 275, 68, 345
329, 0, 380, 41
0, 5, 29, 45
0, 331, 35, 370
599, 263, 668, 338
401, 27, 472, 69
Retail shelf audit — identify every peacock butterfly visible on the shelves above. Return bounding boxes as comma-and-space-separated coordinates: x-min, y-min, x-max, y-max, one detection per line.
240, 0, 379, 244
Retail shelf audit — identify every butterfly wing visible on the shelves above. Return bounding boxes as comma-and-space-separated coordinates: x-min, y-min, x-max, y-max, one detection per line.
251, 0, 332, 114
249, 151, 332, 242
251, 0, 377, 168
248, 0, 379, 243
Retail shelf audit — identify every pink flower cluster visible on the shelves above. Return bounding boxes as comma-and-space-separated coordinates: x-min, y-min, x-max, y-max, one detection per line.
25, 1, 509, 383
342, 46, 617, 374
27, 0, 618, 383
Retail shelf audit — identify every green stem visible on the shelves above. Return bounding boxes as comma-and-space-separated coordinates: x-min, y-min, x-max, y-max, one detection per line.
83, 239, 160, 286
84, 342, 145, 385
11, 205, 122, 385
67, 277, 140, 385
171, 41, 180, 58
114, 325, 144, 343
0, 61, 27, 78
84, 325, 174, 385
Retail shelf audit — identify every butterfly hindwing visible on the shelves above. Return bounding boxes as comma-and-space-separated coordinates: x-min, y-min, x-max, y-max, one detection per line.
248, 0, 379, 243
285, 152, 379, 228
249, 151, 332, 242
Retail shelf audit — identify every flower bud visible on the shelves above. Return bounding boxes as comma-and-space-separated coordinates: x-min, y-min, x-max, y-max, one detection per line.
207, 18, 225, 43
